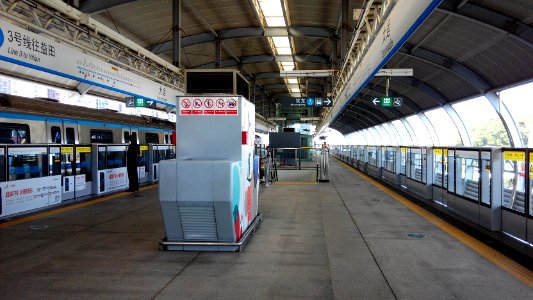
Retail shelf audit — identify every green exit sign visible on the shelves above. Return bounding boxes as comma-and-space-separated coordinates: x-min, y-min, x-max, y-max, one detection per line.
135, 97, 146, 107
381, 96, 393, 107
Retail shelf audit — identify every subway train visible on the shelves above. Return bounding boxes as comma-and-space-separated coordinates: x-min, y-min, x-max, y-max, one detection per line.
0, 93, 176, 220
331, 145, 533, 258
0, 93, 175, 145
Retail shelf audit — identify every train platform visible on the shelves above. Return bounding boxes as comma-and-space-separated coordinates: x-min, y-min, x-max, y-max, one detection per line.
0, 159, 532, 299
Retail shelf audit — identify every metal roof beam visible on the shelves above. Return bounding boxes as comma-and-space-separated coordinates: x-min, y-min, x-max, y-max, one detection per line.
194, 54, 329, 69
398, 44, 491, 93
148, 26, 336, 54
389, 77, 448, 106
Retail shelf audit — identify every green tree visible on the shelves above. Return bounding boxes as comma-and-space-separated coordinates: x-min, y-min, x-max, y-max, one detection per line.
471, 118, 510, 147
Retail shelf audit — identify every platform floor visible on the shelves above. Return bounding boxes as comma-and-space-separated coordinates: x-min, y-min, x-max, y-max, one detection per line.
0, 159, 532, 299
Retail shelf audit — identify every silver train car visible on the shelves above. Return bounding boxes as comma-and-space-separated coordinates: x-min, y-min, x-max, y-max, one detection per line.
0, 93, 176, 220
0, 93, 174, 145
332, 145, 533, 259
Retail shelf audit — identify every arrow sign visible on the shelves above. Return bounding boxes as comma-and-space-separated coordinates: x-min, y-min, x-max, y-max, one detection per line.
146, 100, 157, 108
324, 98, 332, 106
372, 97, 379, 106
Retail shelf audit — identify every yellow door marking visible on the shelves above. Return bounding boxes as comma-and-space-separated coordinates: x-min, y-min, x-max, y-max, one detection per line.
0, 184, 158, 229
335, 157, 533, 288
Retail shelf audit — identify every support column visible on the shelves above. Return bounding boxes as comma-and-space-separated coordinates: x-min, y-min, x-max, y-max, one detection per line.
172, 0, 181, 68
261, 88, 265, 117
485, 92, 523, 147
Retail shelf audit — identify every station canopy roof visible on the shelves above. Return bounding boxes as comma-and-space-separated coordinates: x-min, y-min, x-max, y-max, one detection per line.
58, 0, 533, 133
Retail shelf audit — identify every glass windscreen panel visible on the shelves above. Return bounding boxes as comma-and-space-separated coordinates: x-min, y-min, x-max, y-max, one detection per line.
367, 146, 378, 167
8, 147, 47, 181
453, 96, 510, 147
425, 108, 462, 146
455, 150, 480, 201
433, 148, 444, 187
408, 148, 425, 183
380, 147, 386, 168
406, 116, 433, 146
61, 146, 74, 177
106, 146, 127, 169
358, 146, 365, 162
500, 82, 533, 147
140, 146, 149, 172
502, 151, 526, 213
154, 145, 175, 163
392, 120, 413, 145
49, 146, 61, 176
0, 147, 5, 182
480, 151, 491, 206
384, 147, 396, 172
400, 147, 407, 175
76, 146, 92, 182
447, 150, 455, 193
98, 146, 106, 170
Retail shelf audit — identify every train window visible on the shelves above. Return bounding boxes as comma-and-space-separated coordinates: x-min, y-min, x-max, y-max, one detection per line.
165, 134, 169, 144
145, 133, 159, 144
0, 147, 5, 182
66, 128, 75, 144
0, 123, 30, 144
8, 147, 47, 181
51, 126, 61, 144
91, 130, 114, 143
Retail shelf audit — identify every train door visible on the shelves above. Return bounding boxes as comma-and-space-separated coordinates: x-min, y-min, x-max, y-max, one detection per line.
46, 120, 64, 144
501, 149, 527, 247
122, 128, 138, 143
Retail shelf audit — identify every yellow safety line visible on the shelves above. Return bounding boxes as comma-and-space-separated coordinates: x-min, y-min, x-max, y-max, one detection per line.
272, 181, 319, 185
335, 157, 533, 288
0, 184, 158, 229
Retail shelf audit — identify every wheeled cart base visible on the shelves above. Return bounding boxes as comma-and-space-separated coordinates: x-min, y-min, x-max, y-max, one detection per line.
159, 213, 263, 252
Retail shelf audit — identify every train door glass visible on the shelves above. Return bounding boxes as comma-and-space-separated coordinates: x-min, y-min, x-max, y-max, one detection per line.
367, 146, 377, 166
502, 151, 526, 213
49, 147, 61, 176
124, 131, 130, 143
51, 126, 61, 144
380, 147, 386, 169
409, 148, 424, 182
0, 147, 5, 182
98, 146, 107, 170
107, 146, 127, 169
8, 146, 48, 180
60, 146, 74, 177
400, 147, 407, 174
480, 151, 491, 206
443, 149, 448, 189
76, 146, 92, 182
66, 127, 75, 144
385, 147, 396, 172
455, 150, 480, 202
139, 146, 148, 172
433, 149, 444, 187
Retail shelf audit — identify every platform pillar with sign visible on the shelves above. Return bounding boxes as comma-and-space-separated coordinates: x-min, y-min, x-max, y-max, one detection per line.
159, 95, 261, 251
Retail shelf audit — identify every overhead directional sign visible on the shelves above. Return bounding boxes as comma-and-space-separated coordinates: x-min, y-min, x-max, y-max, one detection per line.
280, 97, 333, 108
125, 96, 157, 108
372, 97, 403, 108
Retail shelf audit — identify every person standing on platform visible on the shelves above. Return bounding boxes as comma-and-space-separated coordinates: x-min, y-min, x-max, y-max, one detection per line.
126, 135, 140, 192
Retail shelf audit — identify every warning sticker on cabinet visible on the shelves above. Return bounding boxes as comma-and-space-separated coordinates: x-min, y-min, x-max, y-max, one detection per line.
179, 97, 239, 116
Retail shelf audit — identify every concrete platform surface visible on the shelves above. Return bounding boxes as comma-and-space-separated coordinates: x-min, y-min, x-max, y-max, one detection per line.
0, 159, 531, 299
